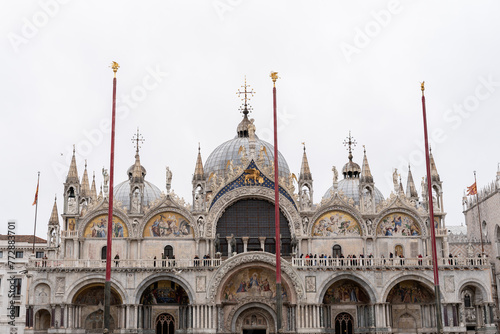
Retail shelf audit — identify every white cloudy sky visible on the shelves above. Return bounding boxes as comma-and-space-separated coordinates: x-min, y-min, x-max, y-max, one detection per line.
1, 0, 499, 237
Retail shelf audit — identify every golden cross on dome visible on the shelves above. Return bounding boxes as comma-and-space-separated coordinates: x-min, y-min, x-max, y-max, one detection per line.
236, 76, 255, 115
132, 127, 145, 153
343, 131, 357, 161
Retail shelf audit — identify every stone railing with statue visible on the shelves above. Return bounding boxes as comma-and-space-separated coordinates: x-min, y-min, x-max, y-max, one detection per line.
292, 256, 489, 270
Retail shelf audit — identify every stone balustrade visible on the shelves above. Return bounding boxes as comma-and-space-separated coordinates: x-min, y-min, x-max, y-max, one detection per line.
291, 256, 489, 270
28, 258, 222, 269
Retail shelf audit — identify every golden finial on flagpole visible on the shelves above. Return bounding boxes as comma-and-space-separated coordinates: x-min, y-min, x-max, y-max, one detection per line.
110, 61, 120, 77
270, 71, 279, 86
421, 81, 425, 96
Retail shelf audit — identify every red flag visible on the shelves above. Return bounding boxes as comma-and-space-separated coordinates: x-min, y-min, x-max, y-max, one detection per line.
467, 182, 477, 196
32, 180, 39, 206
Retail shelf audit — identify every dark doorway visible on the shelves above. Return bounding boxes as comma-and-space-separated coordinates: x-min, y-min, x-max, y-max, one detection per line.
335, 312, 353, 334
333, 244, 342, 258
156, 313, 174, 334
164, 245, 173, 259
243, 330, 266, 334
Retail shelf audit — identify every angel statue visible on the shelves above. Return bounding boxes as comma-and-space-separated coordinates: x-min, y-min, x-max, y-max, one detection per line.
332, 166, 338, 183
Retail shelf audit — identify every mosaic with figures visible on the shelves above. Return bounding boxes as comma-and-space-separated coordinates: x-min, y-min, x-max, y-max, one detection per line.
386, 281, 434, 303
222, 267, 288, 302
312, 211, 361, 237
323, 279, 369, 304
144, 212, 194, 237
141, 280, 189, 305
84, 215, 128, 238
210, 160, 296, 210
376, 213, 420, 237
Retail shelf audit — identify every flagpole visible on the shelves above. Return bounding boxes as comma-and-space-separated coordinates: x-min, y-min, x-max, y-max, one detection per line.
420, 82, 443, 333
271, 71, 283, 332
474, 171, 485, 255
32, 171, 40, 254
104, 61, 119, 333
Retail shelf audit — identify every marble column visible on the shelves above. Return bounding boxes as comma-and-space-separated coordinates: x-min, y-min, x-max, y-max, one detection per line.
60, 303, 65, 327
226, 237, 232, 255
242, 237, 249, 252
259, 237, 266, 251
51, 305, 55, 328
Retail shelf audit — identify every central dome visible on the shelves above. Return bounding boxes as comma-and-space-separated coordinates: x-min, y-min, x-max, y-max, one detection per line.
204, 115, 291, 180
204, 135, 290, 180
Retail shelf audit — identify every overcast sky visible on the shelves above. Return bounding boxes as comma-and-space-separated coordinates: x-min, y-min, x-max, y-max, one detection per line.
1, 0, 499, 237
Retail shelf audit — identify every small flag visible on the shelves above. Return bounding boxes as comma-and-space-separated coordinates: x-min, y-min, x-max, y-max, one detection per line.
467, 182, 477, 196
32, 180, 39, 206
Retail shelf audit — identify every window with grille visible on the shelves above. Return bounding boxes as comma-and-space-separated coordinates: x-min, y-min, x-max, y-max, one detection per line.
215, 199, 291, 256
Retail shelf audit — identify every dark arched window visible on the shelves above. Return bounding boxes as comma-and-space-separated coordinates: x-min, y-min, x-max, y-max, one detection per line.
164, 245, 173, 259
101, 246, 107, 260
215, 199, 292, 256
464, 294, 471, 308
333, 244, 342, 258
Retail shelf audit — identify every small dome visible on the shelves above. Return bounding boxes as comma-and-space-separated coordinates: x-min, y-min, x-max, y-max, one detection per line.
127, 164, 146, 179
113, 180, 162, 208
204, 136, 290, 180
342, 160, 361, 178
322, 178, 384, 206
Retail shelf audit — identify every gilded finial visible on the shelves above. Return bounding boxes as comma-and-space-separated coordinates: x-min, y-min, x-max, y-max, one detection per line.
302, 142, 306, 151
270, 71, 279, 86
110, 61, 120, 77
236, 76, 255, 116
421, 81, 425, 96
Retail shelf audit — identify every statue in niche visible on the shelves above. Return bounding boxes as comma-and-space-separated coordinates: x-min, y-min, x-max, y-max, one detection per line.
302, 216, 309, 234
364, 190, 372, 211
197, 216, 204, 237
214, 234, 221, 253
50, 229, 57, 246
301, 188, 311, 209
132, 189, 141, 213
67, 197, 77, 214
365, 219, 373, 235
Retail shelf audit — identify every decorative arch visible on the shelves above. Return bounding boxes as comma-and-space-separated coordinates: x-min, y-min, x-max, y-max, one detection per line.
317, 274, 376, 305
456, 278, 491, 303
34, 283, 51, 305
230, 302, 277, 333
72, 284, 122, 305
311, 210, 362, 237
208, 252, 303, 303
134, 273, 195, 305
141, 205, 198, 238
29, 279, 54, 303
80, 212, 129, 238
143, 211, 194, 238
381, 274, 435, 303
205, 187, 301, 238
65, 275, 127, 305
34, 308, 51, 330
375, 210, 423, 237
309, 205, 365, 237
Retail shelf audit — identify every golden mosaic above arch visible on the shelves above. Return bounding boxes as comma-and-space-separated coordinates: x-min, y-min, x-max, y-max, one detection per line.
376, 213, 420, 237
312, 211, 361, 237
222, 267, 288, 302
83, 215, 128, 238
144, 212, 194, 237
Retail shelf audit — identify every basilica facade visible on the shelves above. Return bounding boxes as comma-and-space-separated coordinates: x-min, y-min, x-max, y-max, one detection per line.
25, 89, 496, 334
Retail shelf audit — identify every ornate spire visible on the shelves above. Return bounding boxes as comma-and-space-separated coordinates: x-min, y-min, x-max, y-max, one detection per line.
193, 143, 205, 181
399, 175, 405, 196
48, 196, 59, 226
406, 165, 418, 199
80, 160, 91, 198
131, 129, 145, 182
299, 143, 312, 181
343, 131, 357, 162
236, 77, 256, 138
360, 145, 373, 183
429, 147, 440, 182
66, 145, 79, 183
236, 76, 255, 117
91, 171, 97, 201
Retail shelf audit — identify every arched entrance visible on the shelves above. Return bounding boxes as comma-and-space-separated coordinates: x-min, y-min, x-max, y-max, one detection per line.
156, 313, 175, 334
234, 305, 276, 334
140, 280, 189, 330
386, 280, 435, 332
35, 309, 51, 330
335, 312, 353, 334
322, 279, 372, 330
72, 284, 122, 332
